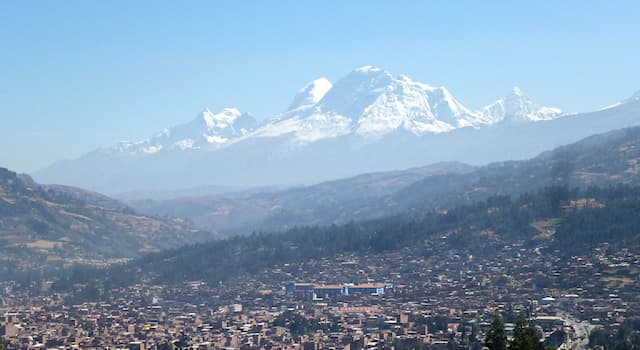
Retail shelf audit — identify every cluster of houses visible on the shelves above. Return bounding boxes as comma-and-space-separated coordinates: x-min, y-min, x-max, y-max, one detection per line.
286, 283, 393, 299
0, 236, 638, 349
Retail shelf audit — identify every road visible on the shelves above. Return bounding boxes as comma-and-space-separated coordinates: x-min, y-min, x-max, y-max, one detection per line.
555, 310, 596, 350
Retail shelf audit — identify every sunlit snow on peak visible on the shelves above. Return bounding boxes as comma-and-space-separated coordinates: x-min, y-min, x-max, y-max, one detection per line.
105, 107, 258, 155
103, 66, 568, 157
301, 78, 332, 102
511, 86, 525, 96
355, 65, 383, 73
202, 107, 243, 129
287, 78, 333, 112
481, 88, 562, 123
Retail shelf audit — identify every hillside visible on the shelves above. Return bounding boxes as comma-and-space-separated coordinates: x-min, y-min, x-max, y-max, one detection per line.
0, 167, 213, 277
395, 125, 640, 209
126, 162, 474, 234
127, 126, 640, 235
53, 183, 640, 297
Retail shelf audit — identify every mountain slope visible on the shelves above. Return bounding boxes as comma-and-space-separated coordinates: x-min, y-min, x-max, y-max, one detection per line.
128, 125, 640, 236
283, 78, 333, 115
481, 87, 562, 123
0, 167, 213, 275
125, 162, 475, 234
108, 108, 258, 155
395, 125, 640, 209
56, 183, 640, 294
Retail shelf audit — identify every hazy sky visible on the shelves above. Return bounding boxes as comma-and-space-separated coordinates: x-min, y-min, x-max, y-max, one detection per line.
1, 1, 639, 173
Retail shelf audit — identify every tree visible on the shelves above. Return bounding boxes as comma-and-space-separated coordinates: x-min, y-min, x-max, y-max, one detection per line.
157, 342, 172, 350
486, 314, 508, 350
510, 315, 545, 350
544, 329, 566, 348
175, 332, 189, 349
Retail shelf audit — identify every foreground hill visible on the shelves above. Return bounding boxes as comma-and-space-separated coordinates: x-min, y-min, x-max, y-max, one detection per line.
0, 167, 213, 277
128, 126, 640, 235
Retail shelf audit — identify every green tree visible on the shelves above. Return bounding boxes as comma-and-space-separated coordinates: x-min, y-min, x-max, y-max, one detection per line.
175, 332, 189, 349
486, 314, 508, 350
510, 315, 545, 350
157, 342, 172, 350
544, 330, 566, 348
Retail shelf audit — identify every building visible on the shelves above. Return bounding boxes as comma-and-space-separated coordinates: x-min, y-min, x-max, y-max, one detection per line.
343, 283, 389, 296
287, 282, 393, 299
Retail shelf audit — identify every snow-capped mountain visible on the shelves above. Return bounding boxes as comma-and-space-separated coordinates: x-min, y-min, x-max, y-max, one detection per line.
33, 66, 640, 194
286, 78, 333, 113
253, 66, 495, 143
317, 66, 491, 133
108, 108, 258, 155
480, 87, 562, 123
106, 67, 564, 152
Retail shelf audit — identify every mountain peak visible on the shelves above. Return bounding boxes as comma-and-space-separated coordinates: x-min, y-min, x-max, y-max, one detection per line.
103, 107, 258, 155
354, 65, 383, 74
201, 107, 243, 129
482, 88, 562, 123
287, 78, 333, 112
306, 77, 332, 91
511, 86, 525, 97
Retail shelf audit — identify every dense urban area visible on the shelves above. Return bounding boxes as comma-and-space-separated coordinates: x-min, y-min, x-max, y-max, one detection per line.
1, 233, 638, 349
3, 2, 640, 349
3, 173, 640, 349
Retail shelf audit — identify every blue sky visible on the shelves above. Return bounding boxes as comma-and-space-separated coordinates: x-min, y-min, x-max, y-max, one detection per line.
1, 1, 639, 173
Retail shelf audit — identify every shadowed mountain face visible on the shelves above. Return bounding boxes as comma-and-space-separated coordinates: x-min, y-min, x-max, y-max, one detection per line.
0, 167, 214, 275
126, 126, 640, 236
394, 125, 640, 209
124, 162, 475, 235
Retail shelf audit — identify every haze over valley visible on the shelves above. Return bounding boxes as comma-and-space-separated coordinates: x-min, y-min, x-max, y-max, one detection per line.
1, 2, 640, 349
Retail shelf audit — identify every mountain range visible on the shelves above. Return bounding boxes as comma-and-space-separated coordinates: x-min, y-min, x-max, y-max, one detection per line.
127, 125, 640, 235
34, 66, 639, 194
57, 125, 640, 290
3, 120, 640, 275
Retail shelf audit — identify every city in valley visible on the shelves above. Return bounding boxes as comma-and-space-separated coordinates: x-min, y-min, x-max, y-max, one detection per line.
1, 238, 636, 349
2, 2, 640, 350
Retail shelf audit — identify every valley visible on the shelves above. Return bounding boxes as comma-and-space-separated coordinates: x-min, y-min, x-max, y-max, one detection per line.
3, 4, 640, 349
3, 119, 640, 350
125, 126, 640, 236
